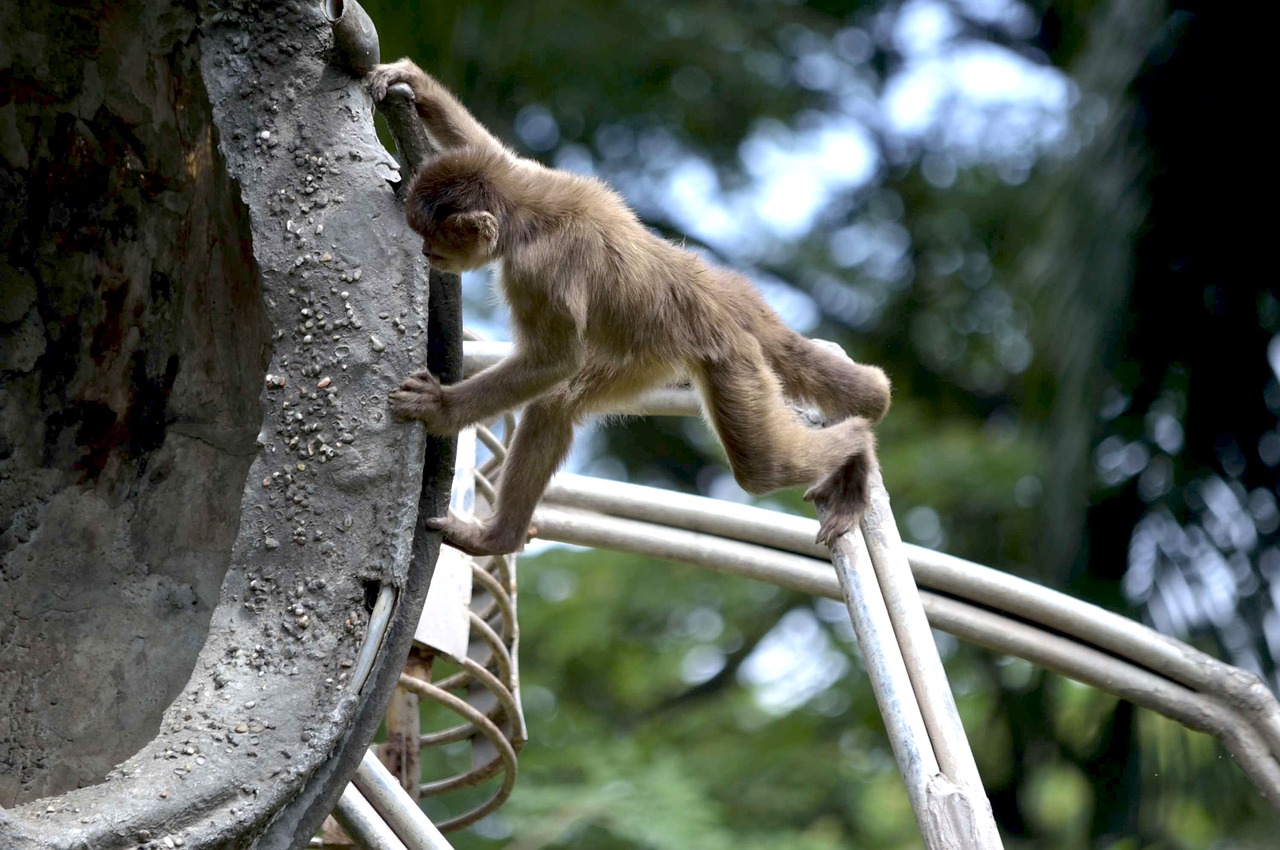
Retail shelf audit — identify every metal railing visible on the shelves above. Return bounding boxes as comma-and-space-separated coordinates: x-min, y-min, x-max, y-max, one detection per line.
319, 338, 1280, 849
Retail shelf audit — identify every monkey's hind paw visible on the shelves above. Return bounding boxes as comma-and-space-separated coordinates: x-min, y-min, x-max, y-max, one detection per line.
426, 515, 528, 557
813, 509, 858, 549
805, 461, 871, 548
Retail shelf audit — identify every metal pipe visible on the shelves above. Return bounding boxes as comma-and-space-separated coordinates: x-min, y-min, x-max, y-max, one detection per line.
333, 783, 409, 850
922, 595, 1280, 808
905, 545, 1280, 755
532, 504, 840, 599
530, 500, 1280, 803
828, 527, 940, 832
542, 472, 1280, 761
859, 472, 987, 793
354, 750, 458, 850
822, 481, 1001, 846
326, 0, 380, 75
543, 471, 830, 557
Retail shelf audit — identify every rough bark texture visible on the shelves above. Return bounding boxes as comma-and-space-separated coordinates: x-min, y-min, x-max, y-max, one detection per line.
0, 0, 273, 807
0, 1, 448, 847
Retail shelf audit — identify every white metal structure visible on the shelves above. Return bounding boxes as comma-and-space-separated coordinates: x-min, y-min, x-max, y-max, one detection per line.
322, 339, 1280, 849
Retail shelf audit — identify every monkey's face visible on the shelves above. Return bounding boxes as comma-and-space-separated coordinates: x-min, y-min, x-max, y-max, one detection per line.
418, 210, 500, 273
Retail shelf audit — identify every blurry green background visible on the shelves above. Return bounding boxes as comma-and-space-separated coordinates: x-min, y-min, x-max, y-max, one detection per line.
361, 0, 1279, 846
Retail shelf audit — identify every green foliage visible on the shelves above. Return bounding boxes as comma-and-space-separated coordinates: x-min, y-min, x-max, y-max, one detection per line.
500, 742, 851, 850
431, 545, 923, 849
363, 0, 1280, 845
424, 546, 1278, 849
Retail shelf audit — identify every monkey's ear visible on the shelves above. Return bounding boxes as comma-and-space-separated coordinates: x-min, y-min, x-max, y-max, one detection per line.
443, 211, 499, 252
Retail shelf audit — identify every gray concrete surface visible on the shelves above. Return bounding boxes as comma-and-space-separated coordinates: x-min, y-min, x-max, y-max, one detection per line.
0, 1, 449, 846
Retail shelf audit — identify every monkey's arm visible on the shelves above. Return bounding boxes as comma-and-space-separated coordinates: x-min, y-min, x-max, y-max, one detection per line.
390, 352, 577, 434
368, 59, 506, 155
390, 307, 584, 433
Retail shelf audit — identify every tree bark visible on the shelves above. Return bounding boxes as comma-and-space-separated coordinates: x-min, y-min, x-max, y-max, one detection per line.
0, 1, 448, 847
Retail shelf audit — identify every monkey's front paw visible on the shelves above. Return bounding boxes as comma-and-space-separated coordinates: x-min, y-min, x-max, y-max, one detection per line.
389, 369, 455, 434
366, 58, 419, 103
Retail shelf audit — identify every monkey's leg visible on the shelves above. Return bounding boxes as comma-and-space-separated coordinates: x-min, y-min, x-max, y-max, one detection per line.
428, 399, 576, 556
766, 329, 891, 424
698, 349, 876, 547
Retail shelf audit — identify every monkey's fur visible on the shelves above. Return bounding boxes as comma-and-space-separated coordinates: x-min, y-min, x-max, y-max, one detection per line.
370, 59, 891, 556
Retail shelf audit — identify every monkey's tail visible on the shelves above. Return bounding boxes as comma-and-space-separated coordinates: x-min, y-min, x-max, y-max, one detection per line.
768, 330, 891, 424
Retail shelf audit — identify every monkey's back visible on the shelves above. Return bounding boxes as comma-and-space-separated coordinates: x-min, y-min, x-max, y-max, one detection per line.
545, 170, 782, 353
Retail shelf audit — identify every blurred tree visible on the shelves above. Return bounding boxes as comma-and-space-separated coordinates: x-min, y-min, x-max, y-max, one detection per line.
1028, 2, 1280, 837
1065, 0, 1280, 681
360, 0, 1280, 846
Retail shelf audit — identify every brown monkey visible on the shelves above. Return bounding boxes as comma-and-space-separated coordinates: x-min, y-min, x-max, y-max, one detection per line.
369, 59, 890, 556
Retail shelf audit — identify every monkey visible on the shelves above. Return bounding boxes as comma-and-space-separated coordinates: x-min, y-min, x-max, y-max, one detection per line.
368, 59, 891, 557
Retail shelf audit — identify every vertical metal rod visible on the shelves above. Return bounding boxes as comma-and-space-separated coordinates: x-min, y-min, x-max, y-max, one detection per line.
855, 476, 1004, 847
828, 527, 938, 821
862, 472, 985, 791
382, 661, 423, 799
830, 523, 1002, 849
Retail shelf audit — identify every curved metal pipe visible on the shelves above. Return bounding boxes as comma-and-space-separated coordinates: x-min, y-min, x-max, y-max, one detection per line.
529, 501, 1280, 807
350, 583, 397, 692
326, 0, 380, 75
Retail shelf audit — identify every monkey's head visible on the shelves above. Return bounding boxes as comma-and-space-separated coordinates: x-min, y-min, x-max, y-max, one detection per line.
413, 209, 499, 273
407, 149, 505, 273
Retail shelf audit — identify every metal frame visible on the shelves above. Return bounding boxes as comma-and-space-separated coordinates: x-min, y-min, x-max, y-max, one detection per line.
536, 471, 1280, 806
324, 339, 1280, 846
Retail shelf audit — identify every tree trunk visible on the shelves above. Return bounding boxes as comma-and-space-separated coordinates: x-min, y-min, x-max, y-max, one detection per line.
0, 1, 449, 847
